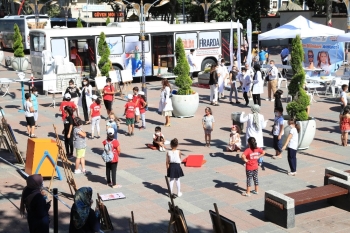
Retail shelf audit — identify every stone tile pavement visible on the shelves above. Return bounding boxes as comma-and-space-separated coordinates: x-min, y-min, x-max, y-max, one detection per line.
1, 51, 350, 232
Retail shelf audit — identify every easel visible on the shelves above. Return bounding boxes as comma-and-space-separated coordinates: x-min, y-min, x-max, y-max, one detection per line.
213, 203, 224, 233
96, 193, 114, 231
0, 106, 24, 164
48, 124, 77, 196
121, 81, 132, 97
129, 211, 138, 233
165, 176, 189, 233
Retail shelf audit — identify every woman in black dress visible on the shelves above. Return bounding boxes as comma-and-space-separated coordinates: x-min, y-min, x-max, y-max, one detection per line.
20, 174, 50, 233
69, 187, 100, 233
65, 79, 81, 117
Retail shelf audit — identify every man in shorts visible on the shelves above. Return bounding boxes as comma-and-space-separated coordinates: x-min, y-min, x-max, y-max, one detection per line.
24, 93, 37, 138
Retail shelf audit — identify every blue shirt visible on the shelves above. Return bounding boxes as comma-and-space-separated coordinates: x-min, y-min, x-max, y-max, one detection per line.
31, 94, 38, 111
259, 50, 267, 61
281, 48, 289, 61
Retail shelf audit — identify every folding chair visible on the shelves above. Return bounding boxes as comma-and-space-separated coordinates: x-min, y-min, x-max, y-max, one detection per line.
277, 71, 288, 89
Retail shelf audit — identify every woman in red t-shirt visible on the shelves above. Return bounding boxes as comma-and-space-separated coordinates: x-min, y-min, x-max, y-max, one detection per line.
103, 128, 121, 188
89, 95, 101, 139
102, 77, 115, 116
241, 137, 265, 196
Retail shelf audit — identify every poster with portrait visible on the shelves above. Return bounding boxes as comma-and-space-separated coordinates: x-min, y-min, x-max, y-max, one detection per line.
121, 35, 152, 77
302, 37, 344, 76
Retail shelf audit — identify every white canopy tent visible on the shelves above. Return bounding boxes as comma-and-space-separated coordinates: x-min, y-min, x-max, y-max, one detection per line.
258, 15, 345, 40
336, 34, 350, 42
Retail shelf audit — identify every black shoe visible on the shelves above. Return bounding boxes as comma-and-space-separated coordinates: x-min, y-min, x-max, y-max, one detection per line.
236, 101, 241, 104
229, 101, 233, 104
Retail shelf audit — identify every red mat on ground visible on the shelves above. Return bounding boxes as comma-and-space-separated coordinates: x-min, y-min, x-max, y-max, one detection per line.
182, 155, 206, 167
192, 83, 210, 89
146, 144, 157, 150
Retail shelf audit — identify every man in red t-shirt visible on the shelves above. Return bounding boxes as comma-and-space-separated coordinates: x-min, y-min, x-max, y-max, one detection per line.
124, 94, 136, 136
102, 77, 115, 116
59, 93, 77, 121
241, 137, 265, 196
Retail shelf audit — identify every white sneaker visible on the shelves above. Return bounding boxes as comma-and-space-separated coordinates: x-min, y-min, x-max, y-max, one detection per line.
162, 147, 166, 152
74, 169, 82, 174
177, 192, 183, 197
271, 98, 275, 102
266, 98, 270, 101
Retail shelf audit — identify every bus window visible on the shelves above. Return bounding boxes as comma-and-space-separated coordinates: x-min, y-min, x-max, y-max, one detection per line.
124, 35, 150, 54
175, 33, 197, 49
51, 38, 66, 58
106, 36, 123, 55
30, 33, 45, 52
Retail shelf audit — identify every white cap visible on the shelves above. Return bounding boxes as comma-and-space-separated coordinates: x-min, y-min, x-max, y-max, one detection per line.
64, 93, 71, 99
127, 94, 133, 100
107, 128, 114, 135
91, 94, 98, 100
138, 91, 144, 95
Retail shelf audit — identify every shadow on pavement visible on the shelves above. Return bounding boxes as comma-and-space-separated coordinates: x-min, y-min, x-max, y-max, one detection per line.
142, 181, 168, 196
213, 179, 245, 194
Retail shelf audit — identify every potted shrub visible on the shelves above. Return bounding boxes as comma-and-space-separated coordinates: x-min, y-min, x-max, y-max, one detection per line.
97, 32, 112, 77
197, 67, 211, 84
283, 35, 316, 149
77, 18, 83, 27
11, 23, 29, 71
171, 37, 199, 117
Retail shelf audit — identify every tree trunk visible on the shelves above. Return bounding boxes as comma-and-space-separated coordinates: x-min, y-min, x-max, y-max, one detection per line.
231, 0, 237, 21
170, 0, 176, 24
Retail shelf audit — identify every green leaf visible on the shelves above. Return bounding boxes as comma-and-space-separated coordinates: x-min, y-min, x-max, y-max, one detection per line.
174, 38, 193, 95
13, 24, 24, 57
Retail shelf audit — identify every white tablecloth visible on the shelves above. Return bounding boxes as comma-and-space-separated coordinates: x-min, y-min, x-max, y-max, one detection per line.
306, 76, 334, 83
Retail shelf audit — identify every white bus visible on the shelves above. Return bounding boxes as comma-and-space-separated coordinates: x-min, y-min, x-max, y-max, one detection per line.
0, 15, 51, 50
29, 21, 242, 80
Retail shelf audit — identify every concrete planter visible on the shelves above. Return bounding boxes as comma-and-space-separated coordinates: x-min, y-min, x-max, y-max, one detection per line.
171, 92, 199, 118
11, 56, 29, 71
282, 115, 316, 150
198, 72, 210, 85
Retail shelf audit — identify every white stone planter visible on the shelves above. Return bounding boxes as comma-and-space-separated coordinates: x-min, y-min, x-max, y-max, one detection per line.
282, 115, 316, 150
0, 51, 4, 64
198, 72, 210, 85
171, 92, 199, 118
11, 56, 29, 72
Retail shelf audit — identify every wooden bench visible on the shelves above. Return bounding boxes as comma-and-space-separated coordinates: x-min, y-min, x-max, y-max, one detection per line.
265, 173, 350, 228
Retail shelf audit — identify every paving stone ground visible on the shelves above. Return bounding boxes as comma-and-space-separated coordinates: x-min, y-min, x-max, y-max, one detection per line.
1, 50, 350, 233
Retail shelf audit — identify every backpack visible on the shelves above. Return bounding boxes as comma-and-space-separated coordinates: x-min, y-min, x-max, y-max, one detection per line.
101, 139, 115, 163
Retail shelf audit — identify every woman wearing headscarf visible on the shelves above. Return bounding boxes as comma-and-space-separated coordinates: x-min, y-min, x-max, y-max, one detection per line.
240, 105, 268, 165
69, 187, 100, 233
20, 174, 50, 233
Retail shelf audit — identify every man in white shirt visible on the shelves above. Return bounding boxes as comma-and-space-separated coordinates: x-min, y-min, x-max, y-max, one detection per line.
218, 59, 229, 99
267, 60, 279, 101
187, 49, 196, 79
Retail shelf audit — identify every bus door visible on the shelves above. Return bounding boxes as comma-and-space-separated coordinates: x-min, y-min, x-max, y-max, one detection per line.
151, 35, 174, 75
29, 32, 46, 78
68, 37, 96, 79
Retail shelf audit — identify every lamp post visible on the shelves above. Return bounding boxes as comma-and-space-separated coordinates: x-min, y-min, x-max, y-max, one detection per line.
14, 0, 57, 27
191, 0, 221, 23
62, 5, 71, 27
115, 0, 169, 99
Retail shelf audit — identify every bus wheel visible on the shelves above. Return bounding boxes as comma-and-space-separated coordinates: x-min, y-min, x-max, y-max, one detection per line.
201, 58, 216, 71
113, 64, 122, 71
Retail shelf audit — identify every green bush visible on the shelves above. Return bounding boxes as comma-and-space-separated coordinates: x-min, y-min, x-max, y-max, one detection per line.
77, 18, 83, 27
174, 37, 192, 95
106, 17, 111, 25
13, 24, 24, 57
98, 32, 111, 77
286, 35, 309, 121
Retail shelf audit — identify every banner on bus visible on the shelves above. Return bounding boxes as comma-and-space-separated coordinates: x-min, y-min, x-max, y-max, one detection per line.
302, 37, 344, 76
122, 36, 152, 77
175, 33, 197, 49
198, 31, 220, 49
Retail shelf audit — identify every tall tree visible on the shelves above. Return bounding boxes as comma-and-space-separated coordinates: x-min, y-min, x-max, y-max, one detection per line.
97, 0, 120, 22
